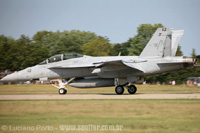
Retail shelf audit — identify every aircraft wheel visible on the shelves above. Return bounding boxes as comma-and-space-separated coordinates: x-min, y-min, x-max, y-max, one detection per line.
115, 85, 124, 95
127, 85, 137, 94
59, 88, 67, 94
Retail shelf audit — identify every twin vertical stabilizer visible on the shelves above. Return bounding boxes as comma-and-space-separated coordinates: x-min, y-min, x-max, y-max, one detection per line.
139, 28, 184, 58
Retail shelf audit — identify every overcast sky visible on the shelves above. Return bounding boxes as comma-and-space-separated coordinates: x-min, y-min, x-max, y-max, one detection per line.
0, 0, 199, 56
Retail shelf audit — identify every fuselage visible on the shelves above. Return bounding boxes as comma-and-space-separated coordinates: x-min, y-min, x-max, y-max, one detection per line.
1, 55, 194, 82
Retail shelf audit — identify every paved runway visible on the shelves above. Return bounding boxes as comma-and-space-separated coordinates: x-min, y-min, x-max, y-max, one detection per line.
0, 93, 200, 100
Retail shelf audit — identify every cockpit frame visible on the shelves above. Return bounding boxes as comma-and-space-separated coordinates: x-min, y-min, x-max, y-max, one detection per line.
38, 53, 83, 65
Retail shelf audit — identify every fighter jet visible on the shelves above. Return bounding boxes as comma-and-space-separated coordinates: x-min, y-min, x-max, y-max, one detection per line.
1, 28, 196, 95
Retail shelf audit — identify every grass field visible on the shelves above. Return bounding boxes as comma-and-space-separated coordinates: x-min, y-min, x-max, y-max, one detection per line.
0, 85, 200, 132
0, 99, 200, 132
0, 84, 199, 95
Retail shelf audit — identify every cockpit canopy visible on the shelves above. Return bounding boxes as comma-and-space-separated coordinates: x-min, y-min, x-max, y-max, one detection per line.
39, 53, 83, 65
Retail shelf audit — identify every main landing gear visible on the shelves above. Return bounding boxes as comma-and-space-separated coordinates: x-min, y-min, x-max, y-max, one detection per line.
115, 84, 137, 95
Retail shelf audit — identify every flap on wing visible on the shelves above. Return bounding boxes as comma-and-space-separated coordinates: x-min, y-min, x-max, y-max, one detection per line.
122, 61, 144, 72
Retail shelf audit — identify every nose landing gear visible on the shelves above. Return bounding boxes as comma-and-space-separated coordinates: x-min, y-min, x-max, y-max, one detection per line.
52, 78, 75, 94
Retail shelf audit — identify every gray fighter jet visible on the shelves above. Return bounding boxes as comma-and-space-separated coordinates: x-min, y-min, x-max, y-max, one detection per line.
1, 28, 196, 94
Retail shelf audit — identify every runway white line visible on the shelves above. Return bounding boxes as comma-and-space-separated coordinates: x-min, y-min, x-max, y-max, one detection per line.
0, 94, 200, 100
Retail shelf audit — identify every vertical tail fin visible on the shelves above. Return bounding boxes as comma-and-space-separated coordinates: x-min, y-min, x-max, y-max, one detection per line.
170, 30, 184, 56
139, 28, 184, 58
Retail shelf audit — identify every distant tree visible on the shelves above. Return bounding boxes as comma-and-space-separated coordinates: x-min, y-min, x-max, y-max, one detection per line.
0, 30, 100, 71
191, 48, 196, 58
128, 24, 163, 55
40, 30, 99, 56
128, 35, 146, 56
2, 35, 49, 71
32, 31, 53, 43
0, 35, 15, 71
176, 46, 183, 56
82, 38, 112, 56
110, 42, 130, 56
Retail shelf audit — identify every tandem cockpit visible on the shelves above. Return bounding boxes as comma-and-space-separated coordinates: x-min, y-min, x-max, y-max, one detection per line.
38, 53, 84, 65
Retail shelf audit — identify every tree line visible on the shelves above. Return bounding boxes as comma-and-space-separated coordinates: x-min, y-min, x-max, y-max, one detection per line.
0, 24, 199, 84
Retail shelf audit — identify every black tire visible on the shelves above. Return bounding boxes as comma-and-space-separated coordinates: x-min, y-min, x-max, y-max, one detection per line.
127, 85, 137, 94
115, 85, 124, 95
59, 88, 67, 94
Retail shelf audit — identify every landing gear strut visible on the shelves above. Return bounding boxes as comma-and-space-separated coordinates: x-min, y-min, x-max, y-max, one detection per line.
52, 78, 75, 95
115, 84, 137, 95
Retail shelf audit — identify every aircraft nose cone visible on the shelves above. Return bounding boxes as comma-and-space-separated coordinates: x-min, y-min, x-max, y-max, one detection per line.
1, 73, 18, 82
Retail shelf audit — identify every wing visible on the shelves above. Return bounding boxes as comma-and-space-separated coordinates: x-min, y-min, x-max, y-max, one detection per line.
91, 60, 145, 78
93, 60, 145, 71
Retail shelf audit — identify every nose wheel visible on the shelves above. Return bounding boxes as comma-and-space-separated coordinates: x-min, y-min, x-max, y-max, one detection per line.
59, 88, 67, 94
